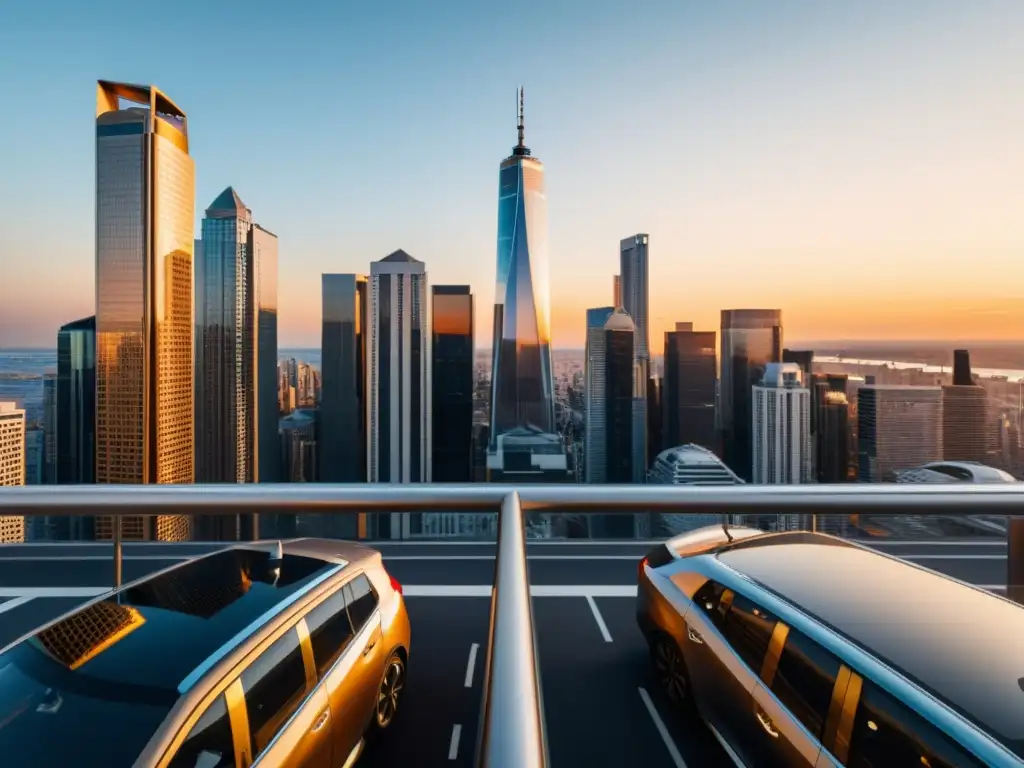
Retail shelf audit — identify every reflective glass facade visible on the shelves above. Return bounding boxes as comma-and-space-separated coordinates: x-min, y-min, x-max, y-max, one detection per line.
432, 286, 474, 482
95, 82, 193, 541
55, 316, 96, 540
489, 151, 555, 446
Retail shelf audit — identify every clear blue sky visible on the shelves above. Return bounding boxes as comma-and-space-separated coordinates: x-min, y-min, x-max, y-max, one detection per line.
1, 0, 1022, 348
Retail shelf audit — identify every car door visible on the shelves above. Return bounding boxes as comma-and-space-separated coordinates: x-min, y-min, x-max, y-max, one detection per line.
750, 625, 838, 767
342, 574, 386, 734
166, 692, 237, 768
241, 625, 333, 768
303, 584, 365, 763
684, 580, 774, 766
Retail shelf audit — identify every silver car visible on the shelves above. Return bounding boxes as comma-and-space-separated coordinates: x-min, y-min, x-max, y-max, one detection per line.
636, 525, 1024, 767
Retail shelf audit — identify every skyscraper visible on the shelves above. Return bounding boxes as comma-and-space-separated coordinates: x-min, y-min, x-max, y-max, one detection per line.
753, 363, 812, 484
42, 374, 57, 483
194, 188, 278, 540
663, 323, 717, 451
620, 234, 650, 477
489, 89, 556, 448
432, 286, 474, 482
195, 189, 279, 485
612, 274, 621, 307
0, 402, 26, 543
942, 349, 988, 464
367, 250, 431, 486
584, 307, 634, 483
320, 274, 368, 486
858, 385, 943, 481
95, 80, 194, 542
720, 309, 783, 481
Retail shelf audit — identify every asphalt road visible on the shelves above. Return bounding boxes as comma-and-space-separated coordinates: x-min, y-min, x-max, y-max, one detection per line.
0, 537, 1012, 767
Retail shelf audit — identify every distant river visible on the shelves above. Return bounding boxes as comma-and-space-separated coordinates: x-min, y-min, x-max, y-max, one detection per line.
815, 356, 1024, 383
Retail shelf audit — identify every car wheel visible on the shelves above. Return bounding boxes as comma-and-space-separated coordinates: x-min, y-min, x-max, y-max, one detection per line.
374, 652, 406, 730
652, 635, 691, 708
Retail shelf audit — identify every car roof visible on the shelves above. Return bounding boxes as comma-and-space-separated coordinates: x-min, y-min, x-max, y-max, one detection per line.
0, 541, 375, 767
717, 539, 1024, 757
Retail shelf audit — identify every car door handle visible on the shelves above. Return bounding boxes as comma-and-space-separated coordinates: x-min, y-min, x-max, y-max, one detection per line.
756, 710, 779, 738
311, 708, 330, 733
363, 639, 377, 657
687, 627, 704, 645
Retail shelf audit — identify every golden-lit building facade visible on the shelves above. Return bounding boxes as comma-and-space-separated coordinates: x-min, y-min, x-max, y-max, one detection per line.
94, 81, 194, 541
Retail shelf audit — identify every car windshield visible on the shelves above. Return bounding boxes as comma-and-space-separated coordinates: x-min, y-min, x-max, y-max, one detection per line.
0, 640, 176, 766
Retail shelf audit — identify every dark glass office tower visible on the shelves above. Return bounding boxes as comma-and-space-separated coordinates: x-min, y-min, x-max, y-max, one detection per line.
489, 88, 556, 447
782, 349, 813, 381
813, 374, 851, 483
942, 349, 987, 463
720, 309, 782, 481
432, 286, 474, 482
663, 323, 717, 452
320, 274, 368, 486
647, 376, 663, 463
55, 316, 96, 540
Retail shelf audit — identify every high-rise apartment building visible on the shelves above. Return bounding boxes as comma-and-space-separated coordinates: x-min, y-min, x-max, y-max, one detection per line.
663, 322, 717, 452
489, 89, 556, 449
720, 309, 783, 481
648, 444, 742, 535
584, 307, 634, 483
942, 350, 988, 464
0, 402, 26, 542
320, 274, 368, 486
620, 234, 650, 477
367, 250, 431, 485
753, 363, 812, 484
94, 81, 194, 541
858, 385, 943, 482
432, 286, 474, 482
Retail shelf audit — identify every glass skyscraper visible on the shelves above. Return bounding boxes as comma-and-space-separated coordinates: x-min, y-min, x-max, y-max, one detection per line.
432, 286, 474, 482
54, 316, 96, 540
488, 89, 556, 449
94, 81, 194, 541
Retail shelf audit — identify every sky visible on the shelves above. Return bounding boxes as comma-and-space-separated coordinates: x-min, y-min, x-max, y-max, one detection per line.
1, 0, 1022, 351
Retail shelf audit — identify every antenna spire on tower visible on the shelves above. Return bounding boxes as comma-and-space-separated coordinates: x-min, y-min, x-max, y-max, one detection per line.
517, 85, 525, 148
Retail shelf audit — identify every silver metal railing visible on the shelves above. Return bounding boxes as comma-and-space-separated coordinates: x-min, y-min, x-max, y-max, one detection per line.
3, 483, 1024, 768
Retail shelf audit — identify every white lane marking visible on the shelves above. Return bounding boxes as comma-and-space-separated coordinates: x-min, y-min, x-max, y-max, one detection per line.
865, 540, 1006, 547
707, 722, 745, 768
448, 724, 462, 760
464, 643, 480, 688
0, 596, 33, 615
638, 687, 687, 768
0, 556, 191, 562
0, 587, 110, 598
586, 595, 613, 642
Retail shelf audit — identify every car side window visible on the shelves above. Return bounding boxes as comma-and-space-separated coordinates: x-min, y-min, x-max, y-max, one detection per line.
306, 588, 356, 678
693, 580, 776, 674
240, 627, 309, 758
168, 693, 234, 768
346, 574, 379, 631
770, 627, 841, 740
847, 680, 985, 768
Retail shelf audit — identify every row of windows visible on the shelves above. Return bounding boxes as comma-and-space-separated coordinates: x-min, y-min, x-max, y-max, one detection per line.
693, 580, 983, 767
170, 574, 379, 767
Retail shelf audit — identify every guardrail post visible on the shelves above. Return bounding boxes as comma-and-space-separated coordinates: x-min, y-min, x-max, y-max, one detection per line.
1008, 517, 1024, 605
112, 515, 123, 589
476, 491, 548, 768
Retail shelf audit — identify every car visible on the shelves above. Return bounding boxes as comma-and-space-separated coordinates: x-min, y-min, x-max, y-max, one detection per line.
636, 524, 1024, 767
0, 539, 411, 768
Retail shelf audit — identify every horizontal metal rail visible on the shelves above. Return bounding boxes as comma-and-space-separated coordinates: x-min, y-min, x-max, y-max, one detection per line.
3, 482, 1024, 516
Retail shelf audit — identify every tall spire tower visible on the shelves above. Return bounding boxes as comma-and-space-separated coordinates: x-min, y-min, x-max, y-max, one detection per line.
487, 87, 556, 458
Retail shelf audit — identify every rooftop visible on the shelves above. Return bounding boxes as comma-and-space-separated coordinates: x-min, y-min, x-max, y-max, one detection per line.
719, 540, 1024, 757
205, 186, 250, 219
381, 249, 421, 264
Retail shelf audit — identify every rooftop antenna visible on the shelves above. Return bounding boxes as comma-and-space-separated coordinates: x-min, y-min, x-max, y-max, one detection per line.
517, 86, 525, 148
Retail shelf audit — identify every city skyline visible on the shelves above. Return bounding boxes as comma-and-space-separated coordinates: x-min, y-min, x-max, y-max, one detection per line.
2, 2, 1024, 349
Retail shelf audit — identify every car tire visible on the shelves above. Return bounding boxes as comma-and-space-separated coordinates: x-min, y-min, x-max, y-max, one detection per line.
651, 634, 694, 712
371, 651, 406, 732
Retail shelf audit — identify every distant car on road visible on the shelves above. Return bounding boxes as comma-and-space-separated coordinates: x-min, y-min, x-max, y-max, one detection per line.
0, 539, 410, 768
637, 525, 1023, 767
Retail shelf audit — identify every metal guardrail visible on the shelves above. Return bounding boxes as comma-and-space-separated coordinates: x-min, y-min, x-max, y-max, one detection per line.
2, 483, 1024, 768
